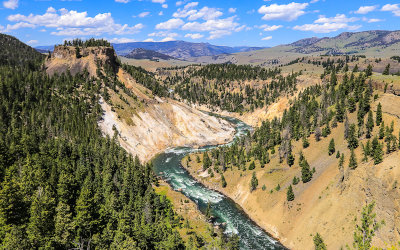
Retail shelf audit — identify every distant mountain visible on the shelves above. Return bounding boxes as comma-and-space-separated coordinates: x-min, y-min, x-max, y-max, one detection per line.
111, 41, 265, 60
124, 48, 175, 60
189, 30, 400, 65
36, 41, 265, 60
288, 30, 400, 55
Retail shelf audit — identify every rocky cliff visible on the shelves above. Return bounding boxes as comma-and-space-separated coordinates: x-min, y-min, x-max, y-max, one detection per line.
46, 44, 235, 162
45, 45, 118, 77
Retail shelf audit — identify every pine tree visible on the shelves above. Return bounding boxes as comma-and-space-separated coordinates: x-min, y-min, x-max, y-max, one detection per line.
292, 176, 299, 185
376, 103, 382, 126
366, 110, 374, 138
353, 202, 384, 250
249, 161, 256, 170
382, 64, 390, 75
313, 233, 327, 250
336, 151, 340, 159
221, 174, 227, 188
379, 121, 385, 139
250, 172, 258, 192
347, 124, 359, 149
339, 153, 345, 169
365, 64, 373, 77
287, 153, 295, 167
349, 149, 358, 170
302, 135, 310, 148
27, 186, 56, 247
286, 185, 295, 201
328, 138, 335, 155
373, 141, 383, 165
202, 152, 212, 170
300, 157, 313, 183
205, 202, 212, 219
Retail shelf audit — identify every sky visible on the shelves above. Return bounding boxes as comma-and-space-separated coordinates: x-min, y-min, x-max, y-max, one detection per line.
0, 0, 399, 47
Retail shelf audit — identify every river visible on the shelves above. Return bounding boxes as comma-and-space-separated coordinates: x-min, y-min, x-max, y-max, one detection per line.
152, 116, 286, 250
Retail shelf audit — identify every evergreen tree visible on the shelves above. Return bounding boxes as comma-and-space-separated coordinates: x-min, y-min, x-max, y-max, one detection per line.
300, 157, 313, 183
328, 139, 335, 155
205, 202, 212, 220
221, 174, 227, 188
250, 172, 258, 192
382, 64, 390, 75
313, 233, 327, 250
249, 161, 256, 170
202, 152, 212, 170
286, 185, 295, 201
373, 141, 383, 165
349, 149, 358, 170
366, 110, 374, 138
347, 124, 359, 149
376, 103, 382, 126
287, 153, 295, 167
339, 153, 345, 169
353, 202, 384, 250
302, 135, 310, 148
365, 64, 373, 77
379, 122, 385, 139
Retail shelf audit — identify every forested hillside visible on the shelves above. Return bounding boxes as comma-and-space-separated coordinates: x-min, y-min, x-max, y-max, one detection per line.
159, 64, 298, 113
0, 41, 186, 249
0, 34, 44, 69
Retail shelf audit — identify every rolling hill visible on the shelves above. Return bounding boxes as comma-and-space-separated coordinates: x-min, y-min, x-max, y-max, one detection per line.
124, 48, 176, 60
190, 30, 400, 65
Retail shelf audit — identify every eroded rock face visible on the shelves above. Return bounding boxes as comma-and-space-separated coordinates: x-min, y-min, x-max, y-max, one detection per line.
99, 97, 235, 163
45, 45, 118, 77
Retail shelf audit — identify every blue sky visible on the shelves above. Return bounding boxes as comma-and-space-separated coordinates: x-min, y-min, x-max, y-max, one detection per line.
0, 0, 399, 47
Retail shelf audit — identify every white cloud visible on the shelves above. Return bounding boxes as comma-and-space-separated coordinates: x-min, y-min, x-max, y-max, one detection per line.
162, 4, 168, 8
259, 24, 282, 31
228, 8, 236, 13
115, 0, 130, 3
293, 22, 361, 33
173, 3, 222, 21
143, 38, 155, 42
258, 2, 309, 21
262, 36, 272, 40
7, 8, 144, 36
159, 11, 164, 16
109, 37, 137, 43
155, 18, 184, 29
381, 4, 400, 16
367, 18, 384, 23
138, 12, 150, 18
208, 30, 231, 40
3, 22, 35, 32
152, 0, 165, 3
182, 16, 239, 32
27, 40, 38, 45
314, 14, 358, 23
294, 13, 361, 33
47, 7, 56, 13
148, 31, 179, 37
354, 5, 377, 14
161, 36, 176, 42
184, 33, 204, 39
3, 0, 18, 9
